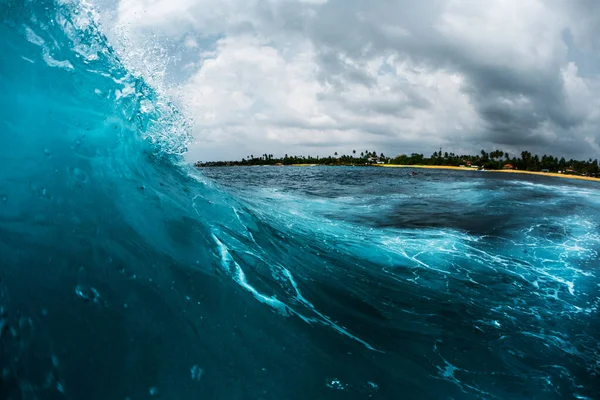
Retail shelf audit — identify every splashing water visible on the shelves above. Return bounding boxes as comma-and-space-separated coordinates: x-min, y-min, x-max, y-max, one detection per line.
1, 1, 599, 399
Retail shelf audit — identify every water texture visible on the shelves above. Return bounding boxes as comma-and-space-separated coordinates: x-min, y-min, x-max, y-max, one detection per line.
1, 1, 599, 399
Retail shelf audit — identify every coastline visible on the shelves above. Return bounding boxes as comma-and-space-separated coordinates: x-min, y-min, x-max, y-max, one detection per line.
378, 164, 600, 183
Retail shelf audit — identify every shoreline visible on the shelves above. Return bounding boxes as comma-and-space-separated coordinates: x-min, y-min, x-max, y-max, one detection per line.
200, 163, 600, 183
378, 164, 600, 183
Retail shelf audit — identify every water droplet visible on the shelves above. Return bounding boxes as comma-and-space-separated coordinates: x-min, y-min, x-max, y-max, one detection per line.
72, 168, 88, 183
190, 365, 204, 381
75, 285, 101, 303
326, 378, 347, 390
44, 148, 51, 156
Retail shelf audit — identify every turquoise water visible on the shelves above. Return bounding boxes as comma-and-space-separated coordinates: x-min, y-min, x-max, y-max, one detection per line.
1, 1, 599, 398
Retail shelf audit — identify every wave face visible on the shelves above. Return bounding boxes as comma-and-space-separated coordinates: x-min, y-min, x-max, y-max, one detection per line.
1, 1, 600, 399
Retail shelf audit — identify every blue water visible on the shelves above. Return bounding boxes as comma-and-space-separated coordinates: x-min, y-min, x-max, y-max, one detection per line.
1, 1, 599, 399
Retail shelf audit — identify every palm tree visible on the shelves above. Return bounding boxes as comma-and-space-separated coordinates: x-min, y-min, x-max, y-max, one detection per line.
480, 149, 488, 162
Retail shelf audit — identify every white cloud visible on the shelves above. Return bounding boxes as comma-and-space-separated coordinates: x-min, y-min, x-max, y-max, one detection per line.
94, 0, 600, 160
180, 33, 480, 161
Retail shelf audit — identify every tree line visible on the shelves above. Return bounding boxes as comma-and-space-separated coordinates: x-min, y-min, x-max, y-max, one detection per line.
196, 150, 386, 167
195, 148, 600, 176
402, 149, 599, 175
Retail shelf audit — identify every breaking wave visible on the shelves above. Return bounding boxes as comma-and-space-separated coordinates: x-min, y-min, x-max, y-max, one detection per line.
1, 1, 599, 398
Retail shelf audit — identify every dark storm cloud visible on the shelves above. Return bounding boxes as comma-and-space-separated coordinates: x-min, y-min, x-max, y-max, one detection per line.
458, 64, 570, 146
259, 0, 600, 155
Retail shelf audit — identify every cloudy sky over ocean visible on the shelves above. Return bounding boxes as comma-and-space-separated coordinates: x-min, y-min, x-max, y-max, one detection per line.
93, 0, 600, 161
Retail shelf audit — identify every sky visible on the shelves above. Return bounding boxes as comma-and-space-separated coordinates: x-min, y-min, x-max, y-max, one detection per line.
91, 0, 600, 162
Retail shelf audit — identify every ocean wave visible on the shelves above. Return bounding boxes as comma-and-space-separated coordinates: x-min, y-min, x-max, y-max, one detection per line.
1, 1, 599, 398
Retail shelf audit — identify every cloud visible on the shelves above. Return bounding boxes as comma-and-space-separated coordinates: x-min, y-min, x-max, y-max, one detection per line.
95, 0, 600, 160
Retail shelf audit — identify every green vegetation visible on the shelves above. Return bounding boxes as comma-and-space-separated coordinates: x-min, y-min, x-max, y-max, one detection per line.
195, 148, 600, 177
196, 151, 387, 167
405, 149, 600, 175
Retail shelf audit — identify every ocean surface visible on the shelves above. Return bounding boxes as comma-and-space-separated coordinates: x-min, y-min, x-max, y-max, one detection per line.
1, 1, 600, 399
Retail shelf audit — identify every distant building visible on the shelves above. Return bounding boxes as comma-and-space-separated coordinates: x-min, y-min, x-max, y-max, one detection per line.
541, 169, 550, 173
503, 164, 514, 169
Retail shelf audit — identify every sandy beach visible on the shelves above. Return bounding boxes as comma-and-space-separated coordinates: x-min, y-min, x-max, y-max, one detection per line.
378, 164, 600, 183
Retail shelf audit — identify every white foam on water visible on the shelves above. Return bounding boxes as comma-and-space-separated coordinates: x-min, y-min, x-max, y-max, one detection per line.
211, 232, 381, 352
